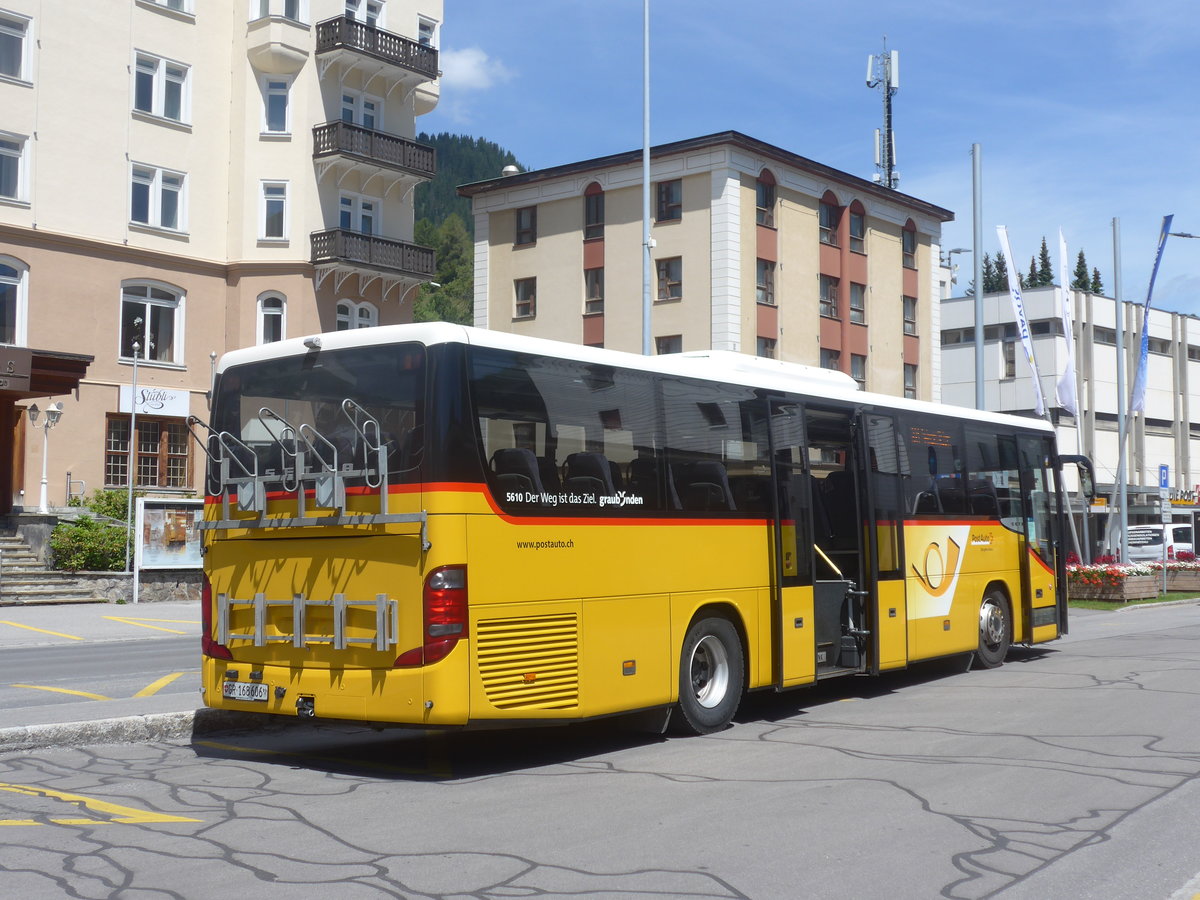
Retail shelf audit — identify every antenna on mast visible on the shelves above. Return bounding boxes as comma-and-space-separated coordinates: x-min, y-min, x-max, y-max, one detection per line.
866, 38, 899, 189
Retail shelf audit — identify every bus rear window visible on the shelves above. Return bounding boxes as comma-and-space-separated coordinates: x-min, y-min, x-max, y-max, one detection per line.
210, 343, 425, 484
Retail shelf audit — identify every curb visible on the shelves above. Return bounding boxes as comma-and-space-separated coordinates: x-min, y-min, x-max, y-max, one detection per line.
0, 708, 271, 753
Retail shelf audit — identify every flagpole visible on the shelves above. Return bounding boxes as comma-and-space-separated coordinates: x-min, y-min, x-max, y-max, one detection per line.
1057, 231, 1085, 562
1113, 217, 1128, 562
640, 0, 652, 356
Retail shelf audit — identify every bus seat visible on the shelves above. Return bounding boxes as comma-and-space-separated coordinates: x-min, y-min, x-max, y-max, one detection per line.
492, 448, 544, 495
936, 478, 966, 514
628, 456, 680, 508
969, 479, 999, 517
681, 461, 736, 511
564, 452, 615, 495
730, 474, 770, 512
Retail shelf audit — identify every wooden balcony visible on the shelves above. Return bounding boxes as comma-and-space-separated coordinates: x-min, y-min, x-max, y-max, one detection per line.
315, 16, 438, 84
311, 229, 435, 301
312, 122, 436, 183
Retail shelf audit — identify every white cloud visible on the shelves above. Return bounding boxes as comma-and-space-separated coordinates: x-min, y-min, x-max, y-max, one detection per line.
439, 47, 513, 92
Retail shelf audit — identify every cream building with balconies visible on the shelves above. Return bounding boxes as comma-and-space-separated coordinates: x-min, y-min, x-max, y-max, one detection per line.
0, 0, 439, 513
459, 131, 954, 400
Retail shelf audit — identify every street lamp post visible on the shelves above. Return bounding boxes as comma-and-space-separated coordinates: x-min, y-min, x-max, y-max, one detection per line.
27, 401, 64, 514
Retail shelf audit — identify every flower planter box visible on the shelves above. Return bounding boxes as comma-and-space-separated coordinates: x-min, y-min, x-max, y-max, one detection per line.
1068, 574, 1159, 602
1166, 571, 1200, 592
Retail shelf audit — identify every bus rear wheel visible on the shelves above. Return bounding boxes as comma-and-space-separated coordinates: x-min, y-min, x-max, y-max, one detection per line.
673, 617, 744, 735
976, 590, 1011, 668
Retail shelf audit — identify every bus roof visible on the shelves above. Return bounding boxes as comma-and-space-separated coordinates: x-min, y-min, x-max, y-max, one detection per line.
217, 322, 1053, 435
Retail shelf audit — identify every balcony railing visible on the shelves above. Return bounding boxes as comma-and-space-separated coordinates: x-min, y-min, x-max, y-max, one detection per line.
315, 16, 438, 80
311, 229, 436, 280
312, 122, 436, 180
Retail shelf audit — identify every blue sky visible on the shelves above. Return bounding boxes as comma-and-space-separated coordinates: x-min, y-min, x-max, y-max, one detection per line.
422, 0, 1199, 316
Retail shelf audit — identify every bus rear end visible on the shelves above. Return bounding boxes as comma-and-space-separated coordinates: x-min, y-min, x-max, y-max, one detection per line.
199, 329, 474, 726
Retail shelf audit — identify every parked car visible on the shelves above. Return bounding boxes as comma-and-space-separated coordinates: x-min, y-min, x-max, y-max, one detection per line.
1126, 523, 1194, 561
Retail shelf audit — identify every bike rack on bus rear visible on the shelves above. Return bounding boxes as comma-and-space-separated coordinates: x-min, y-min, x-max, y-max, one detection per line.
216, 591, 398, 651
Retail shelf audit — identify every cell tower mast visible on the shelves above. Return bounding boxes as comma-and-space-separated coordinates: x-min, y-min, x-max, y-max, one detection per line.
866, 39, 899, 189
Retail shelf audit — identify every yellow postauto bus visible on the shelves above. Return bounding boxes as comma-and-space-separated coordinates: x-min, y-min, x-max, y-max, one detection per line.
199, 323, 1088, 734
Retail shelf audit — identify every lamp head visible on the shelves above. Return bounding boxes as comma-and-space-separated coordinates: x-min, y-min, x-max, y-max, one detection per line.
45, 401, 63, 427
27, 403, 39, 424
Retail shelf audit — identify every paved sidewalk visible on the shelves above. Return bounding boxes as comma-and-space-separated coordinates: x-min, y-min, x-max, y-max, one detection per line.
0, 600, 259, 751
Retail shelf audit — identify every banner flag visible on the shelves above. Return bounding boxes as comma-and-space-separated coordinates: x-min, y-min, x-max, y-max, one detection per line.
1056, 229, 1078, 415
995, 226, 1045, 416
1129, 214, 1173, 413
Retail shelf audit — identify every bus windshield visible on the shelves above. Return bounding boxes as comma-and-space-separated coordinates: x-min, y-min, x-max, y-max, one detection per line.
210, 342, 425, 482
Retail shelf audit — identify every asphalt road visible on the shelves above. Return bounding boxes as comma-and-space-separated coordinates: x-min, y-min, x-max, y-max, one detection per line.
3, 602, 1200, 899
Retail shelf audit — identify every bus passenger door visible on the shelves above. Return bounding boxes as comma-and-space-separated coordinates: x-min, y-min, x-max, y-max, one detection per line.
766, 399, 815, 688
1018, 434, 1061, 641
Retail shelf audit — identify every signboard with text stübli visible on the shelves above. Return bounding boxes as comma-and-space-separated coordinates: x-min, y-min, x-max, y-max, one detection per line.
0, 347, 32, 391
119, 385, 190, 418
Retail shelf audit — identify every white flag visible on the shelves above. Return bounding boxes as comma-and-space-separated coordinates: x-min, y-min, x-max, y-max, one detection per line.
1056, 229, 1078, 415
995, 226, 1046, 416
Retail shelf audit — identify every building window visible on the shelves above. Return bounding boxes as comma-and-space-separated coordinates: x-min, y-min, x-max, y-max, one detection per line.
655, 179, 682, 222
757, 337, 776, 359
339, 192, 377, 234
105, 416, 190, 489
130, 165, 186, 231
341, 90, 380, 129
756, 259, 775, 305
819, 200, 840, 246
0, 11, 30, 81
336, 299, 377, 330
417, 16, 437, 46
851, 354, 867, 389
263, 77, 290, 133
121, 282, 183, 363
656, 257, 683, 302
0, 256, 27, 345
584, 183, 604, 239
849, 209, 866, 253
756, 171, 775, 227
902, 224, 917, 268
514, 206, 537, 245
819, 274, 839, 318
257, 293, 285, 344
0, 132, 25, 202
903, 295, 917, 335
261, 181, 287, 240
820, 348, 840, 371
514, 278, 536, 318
1003, 341, 1016, 379
134, 54, 189, 123
345, 0, 383, 27
148, 0, 193, 14
904, 364, 917, 399
656, 335, 682, 355
850, 283, 866, 324
584, 268, 604, 315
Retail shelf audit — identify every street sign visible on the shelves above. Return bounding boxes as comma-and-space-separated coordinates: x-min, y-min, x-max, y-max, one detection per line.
1160, 464, 1170, 491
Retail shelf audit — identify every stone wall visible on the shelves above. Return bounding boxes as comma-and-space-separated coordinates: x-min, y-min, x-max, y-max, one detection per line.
54, 570, 202, 604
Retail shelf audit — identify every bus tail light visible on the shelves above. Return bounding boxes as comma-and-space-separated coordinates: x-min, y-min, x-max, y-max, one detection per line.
1168, 544, 1176, 560
201, 575, 233, 660
394, 565, 468, 667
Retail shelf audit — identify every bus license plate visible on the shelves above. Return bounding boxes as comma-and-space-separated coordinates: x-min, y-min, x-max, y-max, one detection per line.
223, 681, 268, 702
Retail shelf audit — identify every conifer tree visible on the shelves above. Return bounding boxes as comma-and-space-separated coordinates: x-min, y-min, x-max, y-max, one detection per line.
1028, 256, 1039, 288
1090, 267, 1104, 294
1072, 250, 1090, 290
994, 252, 1010, 291
981, 253, 996, 293
1037, 237, 1054, 286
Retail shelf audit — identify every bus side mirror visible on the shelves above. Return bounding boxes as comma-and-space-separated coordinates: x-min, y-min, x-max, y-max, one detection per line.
1060, 455, 1094, 503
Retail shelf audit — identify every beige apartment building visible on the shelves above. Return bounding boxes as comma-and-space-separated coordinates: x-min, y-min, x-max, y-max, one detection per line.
459, 131, 953, 399
0, 0, 440, 513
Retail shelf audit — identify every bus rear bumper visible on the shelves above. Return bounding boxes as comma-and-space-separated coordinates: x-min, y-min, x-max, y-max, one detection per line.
201, 655, 470, 725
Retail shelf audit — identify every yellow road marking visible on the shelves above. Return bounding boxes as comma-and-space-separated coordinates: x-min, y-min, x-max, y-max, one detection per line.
135, 672, 184, 697
0, 782, 201, 826
11, 684, 111, 701
0, 621, 83, 641
103, 616, 194, 635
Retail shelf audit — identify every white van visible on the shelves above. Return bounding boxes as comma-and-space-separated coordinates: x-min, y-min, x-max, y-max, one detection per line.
1127, 523, 1194, 562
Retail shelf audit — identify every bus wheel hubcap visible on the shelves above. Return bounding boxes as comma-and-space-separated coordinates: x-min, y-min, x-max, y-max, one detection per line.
980, 600, 1005, 646
691, 635, 730, 709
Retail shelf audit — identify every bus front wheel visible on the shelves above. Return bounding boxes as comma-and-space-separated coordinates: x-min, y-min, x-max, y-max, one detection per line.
976, 591, 1011, 668
673, 617, 744, 735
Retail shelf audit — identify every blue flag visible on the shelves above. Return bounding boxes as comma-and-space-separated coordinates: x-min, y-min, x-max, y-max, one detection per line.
1129, 215, 1174, 414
